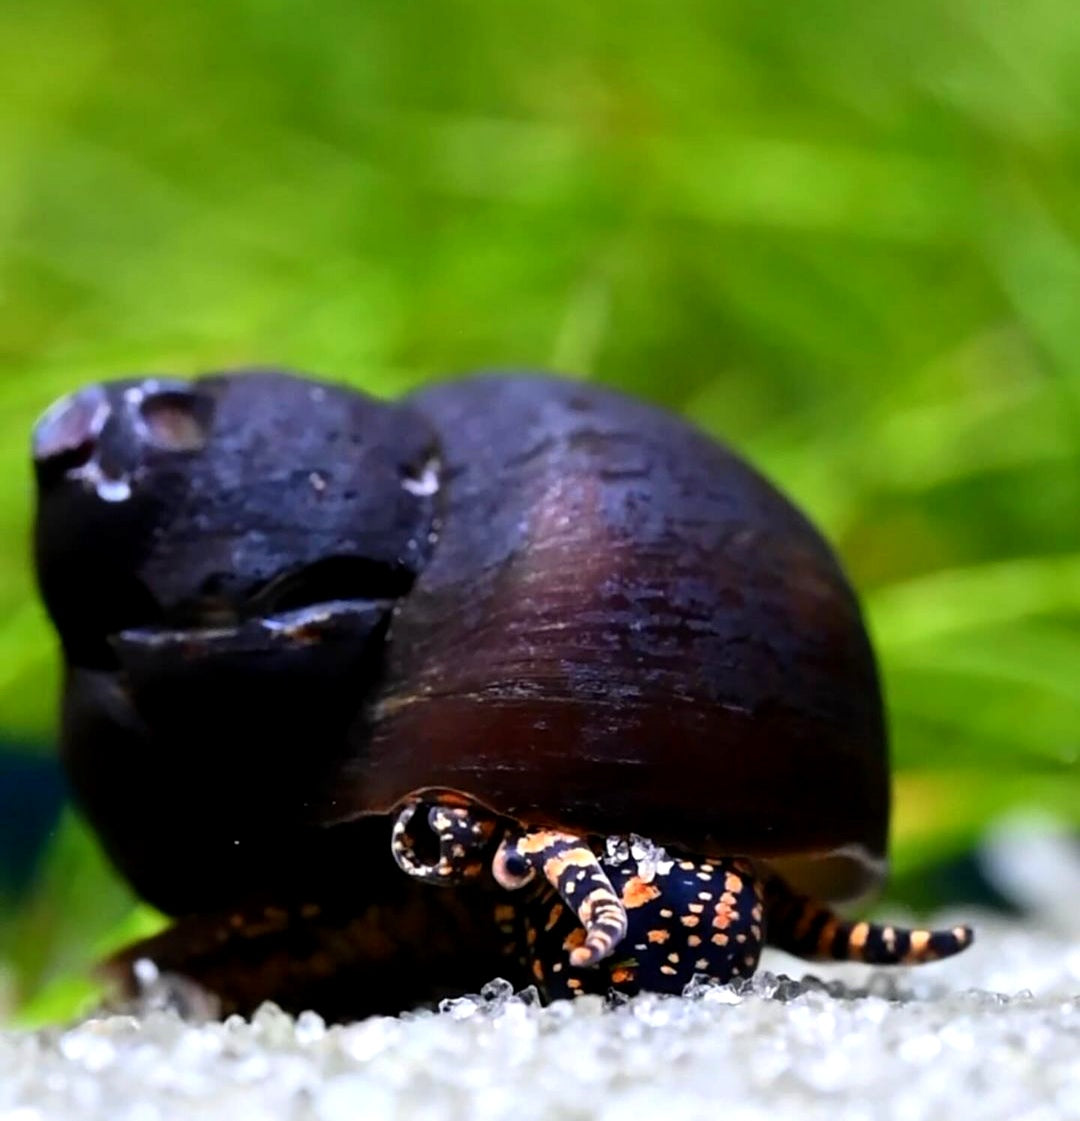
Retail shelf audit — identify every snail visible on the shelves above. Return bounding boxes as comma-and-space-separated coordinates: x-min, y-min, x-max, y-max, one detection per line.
31, 368, 972, 1017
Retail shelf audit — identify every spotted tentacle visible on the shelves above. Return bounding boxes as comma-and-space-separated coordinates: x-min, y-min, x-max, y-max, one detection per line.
493, 830, 628, 968
763, 874, 975, 965
390, 800, 497, 885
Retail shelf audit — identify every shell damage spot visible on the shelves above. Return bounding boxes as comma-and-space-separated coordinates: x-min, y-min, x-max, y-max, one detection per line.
401, 456, 441, 497
33, 389, 109, 467
94, 475, 133, 503
139, 390, 212, 452
31, 384, 142, 501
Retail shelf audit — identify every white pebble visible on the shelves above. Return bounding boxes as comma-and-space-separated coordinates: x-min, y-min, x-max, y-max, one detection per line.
0, 914, 1076, 1120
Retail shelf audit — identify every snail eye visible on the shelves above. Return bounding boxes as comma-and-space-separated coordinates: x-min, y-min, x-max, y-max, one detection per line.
502, 852, 530, 880
139, 389, 213, 452
493, 845, 535, 890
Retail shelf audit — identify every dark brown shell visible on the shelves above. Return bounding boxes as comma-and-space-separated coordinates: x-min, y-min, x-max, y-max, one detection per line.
335, 374, 889, 901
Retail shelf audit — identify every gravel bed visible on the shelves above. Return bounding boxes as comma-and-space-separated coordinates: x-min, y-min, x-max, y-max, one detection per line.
1, 908, 1077, 1121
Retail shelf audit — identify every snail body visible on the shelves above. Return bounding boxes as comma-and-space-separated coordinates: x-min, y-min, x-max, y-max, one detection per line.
31, 369, 971, 1016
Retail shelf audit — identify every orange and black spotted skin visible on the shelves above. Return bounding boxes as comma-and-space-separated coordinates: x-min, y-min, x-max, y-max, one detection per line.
390, 801, 497, 885
492, 830, 629, 968
389, 797, 975, 1003
527, 853, 766, 1000
762, 875, 975, 966
391, 797, 769, 997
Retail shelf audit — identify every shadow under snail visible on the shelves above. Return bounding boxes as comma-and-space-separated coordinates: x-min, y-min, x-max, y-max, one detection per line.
30, 368, 973, 1019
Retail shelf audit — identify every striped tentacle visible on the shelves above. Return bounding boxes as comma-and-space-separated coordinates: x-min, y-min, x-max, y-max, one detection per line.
764, 874, 974, 965
390, 800, 498, 885
494, 830, 628, 967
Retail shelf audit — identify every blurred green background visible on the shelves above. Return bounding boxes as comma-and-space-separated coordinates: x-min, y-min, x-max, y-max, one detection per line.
0, 0, 1078, 1021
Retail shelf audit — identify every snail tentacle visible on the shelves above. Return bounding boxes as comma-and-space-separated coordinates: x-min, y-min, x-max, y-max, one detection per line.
493, 830, 628, 968
390, 800, 497, 885
763, 875, 975, 964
